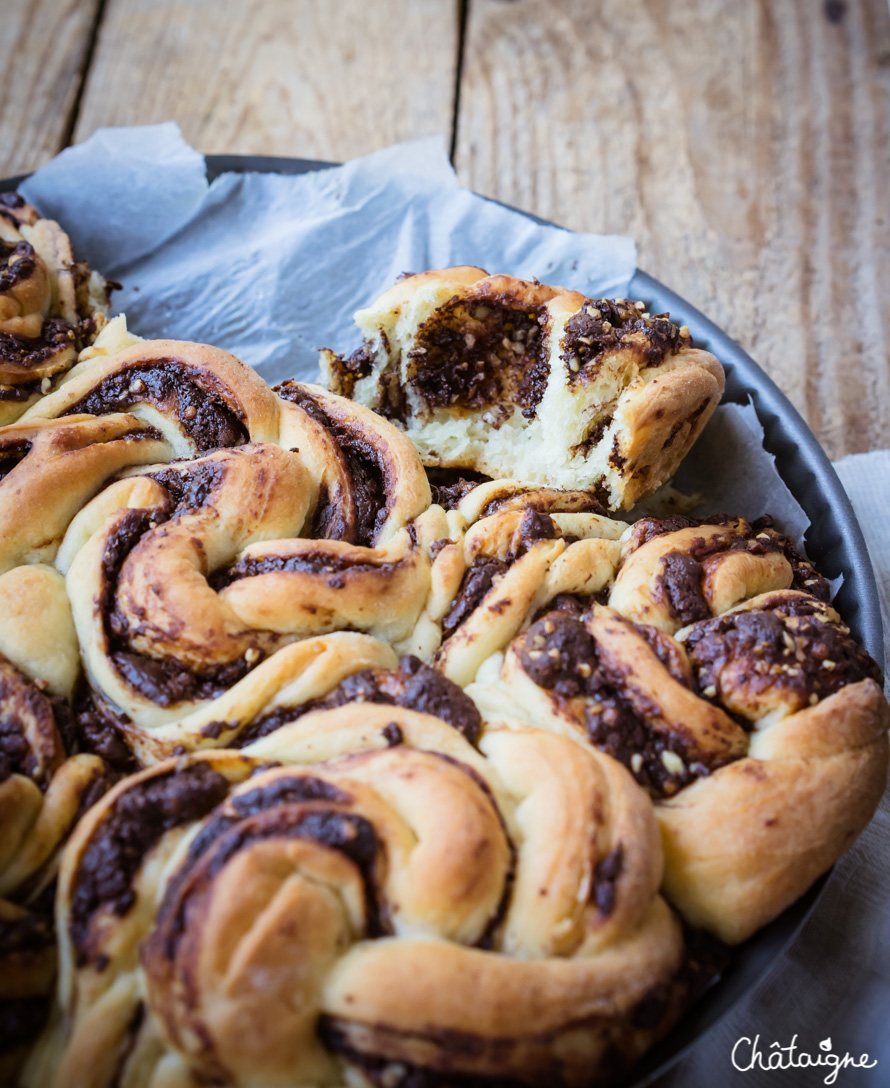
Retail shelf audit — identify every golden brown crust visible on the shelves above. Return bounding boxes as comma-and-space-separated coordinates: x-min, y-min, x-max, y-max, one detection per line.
657, 681, 889, 942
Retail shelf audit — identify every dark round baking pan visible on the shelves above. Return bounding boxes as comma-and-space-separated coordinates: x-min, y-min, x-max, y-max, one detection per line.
1, 155, 882, 1087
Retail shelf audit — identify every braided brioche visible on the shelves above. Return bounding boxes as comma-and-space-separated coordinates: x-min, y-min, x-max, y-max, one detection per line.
0, 319, 882, 1086
321, 268, 724, 510
0, 194, 112, 425
27, 719, 700, 1088
472, 519, 887, 943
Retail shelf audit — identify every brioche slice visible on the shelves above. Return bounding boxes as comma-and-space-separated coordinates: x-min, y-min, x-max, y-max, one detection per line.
321, 268, 724, 510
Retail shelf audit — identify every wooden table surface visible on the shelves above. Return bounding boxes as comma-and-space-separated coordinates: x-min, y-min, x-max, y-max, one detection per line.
2, 0, 888, 459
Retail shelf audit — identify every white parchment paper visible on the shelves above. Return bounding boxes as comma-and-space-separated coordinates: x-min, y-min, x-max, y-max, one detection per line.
20, 123, 807, 539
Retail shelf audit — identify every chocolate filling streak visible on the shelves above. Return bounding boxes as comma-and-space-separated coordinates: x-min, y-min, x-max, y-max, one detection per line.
658, 553, 712, 626
407, 296, 549, 419
751, 516, 831, 600
0, 317, 77, 371
64, 362, 249, 451
440, 508, 559, 640
275, 383, 391, 546
653, 524, 796, 627
149, 794, 387, 966
425, 466, 493, 510
531, 592, 589, 624
517, 614, 725, 797
0, 658, 76, 784
442, 559, 509, 640
479, 491, 606, 520
69, 763, 230, 964
233, 655, 482, 748
317, 1024, 533, 1088
561, 299, 681, 385
315, 930, 725, 1087
211, 549, 395, 589
145, 462, 225, 514
98, 502, 253, 708
591, 844, 624, 916
684, 607, 883, 706
630, 514, 831, 604
74, 688, 142, 775
0, 907, 58, 1053
0, 239, 37, 291
0, 380, 40, 401
161, 775, 355, 915
324, 344, 375, 399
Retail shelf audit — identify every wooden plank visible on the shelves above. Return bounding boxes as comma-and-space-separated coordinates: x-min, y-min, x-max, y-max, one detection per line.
72, 0, 459, 161
0, 0, 101, 177
455, 0, 890, 459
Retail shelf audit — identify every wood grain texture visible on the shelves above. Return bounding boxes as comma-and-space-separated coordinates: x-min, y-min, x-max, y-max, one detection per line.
455, 0, 890, 458
0, 0, 101, 177
72, 0, 459, 160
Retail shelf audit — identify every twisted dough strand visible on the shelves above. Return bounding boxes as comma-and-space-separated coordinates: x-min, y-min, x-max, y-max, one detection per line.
34, 721, 684, 1088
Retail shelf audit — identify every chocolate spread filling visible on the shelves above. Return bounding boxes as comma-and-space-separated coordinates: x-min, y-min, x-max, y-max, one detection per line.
561, 299, 681, 385
751, 515, 831, 600
516, 613, 716, 797
441, 558, 509, 640
0, 900, 57, 1049
69, 763, 230, 962
407, 296, 549, 419
440, 509, 558, 641
111, 652, 252, 707
627, 514, 830, 603
74, 687, 139, 774
592, 844, 624, 916
653, 525, 795, 626
426, 466, 493, 510
0, 379, 40, 401
317, 1024, 532, 1088
65, 363, 248, 451
275, 383, 390, 545
0, 239, 37, 291
151, 783, 386, 962
212, 549, 391, 590
683, 606, 882, 710
146, 462, 224, 514
0, 658, 69, 785
511, 507, 557, 553
532, 592, 588, 623
234, 655, 482, 747
96, 507, 253, 708
324, 343, 375, 398
0, 316, 77, 371
162, 775, 355, 913
658, 552, 711, 626
479, 489, 606, 520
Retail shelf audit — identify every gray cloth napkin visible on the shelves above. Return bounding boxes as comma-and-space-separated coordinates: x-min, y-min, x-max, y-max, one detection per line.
657, 449, 890, 1088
